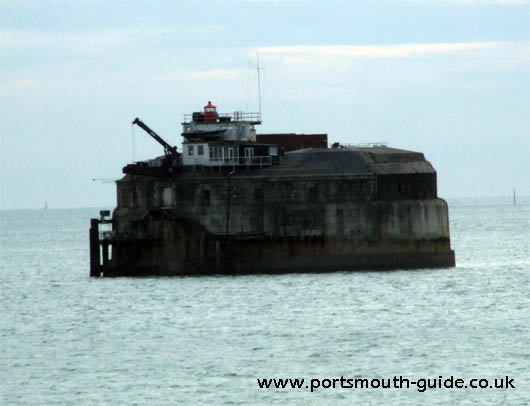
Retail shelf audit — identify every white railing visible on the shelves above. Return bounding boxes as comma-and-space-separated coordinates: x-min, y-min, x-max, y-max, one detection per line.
339, 142, 388, 148
208, 155, 272, 167
183, 112, 261, 124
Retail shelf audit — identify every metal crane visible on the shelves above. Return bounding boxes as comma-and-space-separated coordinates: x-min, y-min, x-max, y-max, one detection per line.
132, 117, 178, 156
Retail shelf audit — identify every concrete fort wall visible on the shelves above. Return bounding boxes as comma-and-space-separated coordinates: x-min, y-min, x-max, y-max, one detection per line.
115, 174, 448, 242
109, 172, 454, 274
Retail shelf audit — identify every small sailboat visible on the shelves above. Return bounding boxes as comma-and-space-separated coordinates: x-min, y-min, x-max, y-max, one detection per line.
44, 200, 48, 210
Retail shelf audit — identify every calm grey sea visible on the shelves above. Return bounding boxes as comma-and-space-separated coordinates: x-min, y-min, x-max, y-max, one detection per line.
1, 197, 529, 405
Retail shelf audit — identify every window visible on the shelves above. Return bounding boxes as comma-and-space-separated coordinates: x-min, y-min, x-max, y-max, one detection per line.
244, 147, 254, 157
309, 186, 319, 200
162, 187, 173, 206
188, 145, 194, 156
203, 190, 210, 205
269, 146, 278, 156
119, 189, 131, 208
198, 145, 204, 156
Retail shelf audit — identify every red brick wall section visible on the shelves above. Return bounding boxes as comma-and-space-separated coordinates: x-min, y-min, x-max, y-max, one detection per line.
256, 133, 328, 152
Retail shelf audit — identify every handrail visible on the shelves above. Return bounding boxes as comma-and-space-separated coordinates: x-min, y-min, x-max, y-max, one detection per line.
183, 112, 261, 124
208, 155, 272, 167
339, 142, 388, 148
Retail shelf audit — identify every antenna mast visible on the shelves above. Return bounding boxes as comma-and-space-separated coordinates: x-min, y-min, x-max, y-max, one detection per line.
256, 50, 262, 116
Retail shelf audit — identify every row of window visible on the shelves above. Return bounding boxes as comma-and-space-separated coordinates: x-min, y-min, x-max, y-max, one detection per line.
188, 145, 205, 156
186, 144, 257, 159
186, 145, 279, 158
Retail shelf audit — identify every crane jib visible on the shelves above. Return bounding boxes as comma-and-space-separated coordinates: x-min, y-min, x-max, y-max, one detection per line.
132, 118, 178, 156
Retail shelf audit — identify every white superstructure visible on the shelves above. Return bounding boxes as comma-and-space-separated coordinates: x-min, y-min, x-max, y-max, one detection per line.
181, 101, 278, 168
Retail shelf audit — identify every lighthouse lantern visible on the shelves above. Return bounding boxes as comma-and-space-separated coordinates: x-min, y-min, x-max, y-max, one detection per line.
204, 101, 218, 123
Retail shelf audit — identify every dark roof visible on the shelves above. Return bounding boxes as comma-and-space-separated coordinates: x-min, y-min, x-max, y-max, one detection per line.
269, 147, 434, 175
118, 146, 435, 182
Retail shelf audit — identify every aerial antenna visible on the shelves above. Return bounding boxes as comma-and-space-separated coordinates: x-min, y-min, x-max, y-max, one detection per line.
246, 61, 251, 112
249, 50, 262, 116
92, 178, 116, 183
257, 50, 262, 116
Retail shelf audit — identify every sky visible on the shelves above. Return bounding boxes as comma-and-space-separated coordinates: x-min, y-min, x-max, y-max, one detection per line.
0, 0, 528, 209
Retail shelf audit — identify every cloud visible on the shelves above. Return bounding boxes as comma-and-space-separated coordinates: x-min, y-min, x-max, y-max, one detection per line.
240, 0, 306, 2
0, 29, 138, 48
154, 69, 246, 82
239, 0, 528, 4
443, 0, 527, 4
258, 42, 505, 61
393, 0, 527, 4
236, 0, 528, 2
0, 26, 225, 50
247, 41, 529, 108
255, 42, 530, 71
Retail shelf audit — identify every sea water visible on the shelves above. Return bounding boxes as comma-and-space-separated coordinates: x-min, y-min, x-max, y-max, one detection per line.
1, 197, 529, 405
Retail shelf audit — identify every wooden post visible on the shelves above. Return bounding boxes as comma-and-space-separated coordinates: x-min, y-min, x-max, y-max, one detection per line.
199, 232, 203, 257
89, 219, 101, 277
102, 241, 109, 266
216, 239, 220, 271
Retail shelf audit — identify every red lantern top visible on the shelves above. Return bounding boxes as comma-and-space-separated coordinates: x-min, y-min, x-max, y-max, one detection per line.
204, 101, 216, 110
204, 101, 218, 123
